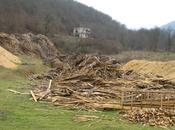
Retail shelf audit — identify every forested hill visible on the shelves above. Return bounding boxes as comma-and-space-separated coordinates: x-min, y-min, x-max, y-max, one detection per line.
0, 0, 125, 40
0, 0, 174, 52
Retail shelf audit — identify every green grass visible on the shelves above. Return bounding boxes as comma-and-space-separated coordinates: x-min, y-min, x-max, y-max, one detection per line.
0, 56, 173, 130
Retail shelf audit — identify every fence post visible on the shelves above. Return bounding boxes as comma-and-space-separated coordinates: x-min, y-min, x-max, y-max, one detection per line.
121, 91, 124, 109
160, 94, 163, 109
167, 95, 170, 110
131, 92, 133, 110
141, 94, 143, 109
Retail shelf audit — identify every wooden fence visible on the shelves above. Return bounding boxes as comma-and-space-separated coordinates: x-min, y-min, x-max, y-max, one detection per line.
116, 89, 175, 110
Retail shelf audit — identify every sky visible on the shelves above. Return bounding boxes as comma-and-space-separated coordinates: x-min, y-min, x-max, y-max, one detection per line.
76, 0, 175, 29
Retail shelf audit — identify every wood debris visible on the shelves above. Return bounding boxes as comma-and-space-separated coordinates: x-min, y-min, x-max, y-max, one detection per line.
123, 109, 175, 127
31, 55, 175, 111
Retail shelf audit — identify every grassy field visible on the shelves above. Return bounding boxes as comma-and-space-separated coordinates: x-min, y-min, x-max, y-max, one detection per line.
114, 51, 175, 63
0, 56, 172, 130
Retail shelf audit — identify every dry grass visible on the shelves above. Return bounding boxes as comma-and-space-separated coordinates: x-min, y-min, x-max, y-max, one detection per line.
113, 51, 175, 63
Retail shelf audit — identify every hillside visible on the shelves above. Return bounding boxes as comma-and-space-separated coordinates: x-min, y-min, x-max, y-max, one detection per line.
0, 0, 125, 40
161, 21, 175, 30
0, 0, 175, 52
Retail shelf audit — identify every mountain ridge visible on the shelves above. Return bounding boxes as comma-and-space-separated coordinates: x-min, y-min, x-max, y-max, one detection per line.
161, 21, 175, 29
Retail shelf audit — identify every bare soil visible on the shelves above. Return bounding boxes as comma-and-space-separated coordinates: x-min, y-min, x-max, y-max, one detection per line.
122, 60, 175, 81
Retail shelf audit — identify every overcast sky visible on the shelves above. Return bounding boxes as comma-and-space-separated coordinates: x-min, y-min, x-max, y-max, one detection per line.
76, 0, 175, 29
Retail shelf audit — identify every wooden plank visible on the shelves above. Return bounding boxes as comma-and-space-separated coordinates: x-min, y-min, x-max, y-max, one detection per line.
47, 80, 52, 91
7, 89, 30, 95
39, 80, 52, 100
30, 90, 37, 102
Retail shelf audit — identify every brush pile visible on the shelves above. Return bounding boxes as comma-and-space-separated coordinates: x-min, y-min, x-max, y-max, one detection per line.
124, 109, 175, 127
31, 54, 175, 110
0, 33, 58, 60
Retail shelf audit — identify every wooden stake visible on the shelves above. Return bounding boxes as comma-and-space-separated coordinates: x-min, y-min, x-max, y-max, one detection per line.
167, 95, 170, 110
141, 94, 143, 109
131, 92, 133, 110
47, 80, 52, 91
160, 94, 163, 109
121, 91, 124, 109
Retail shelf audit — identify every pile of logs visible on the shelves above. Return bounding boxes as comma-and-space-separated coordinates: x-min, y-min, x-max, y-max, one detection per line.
124, 109, 175, 127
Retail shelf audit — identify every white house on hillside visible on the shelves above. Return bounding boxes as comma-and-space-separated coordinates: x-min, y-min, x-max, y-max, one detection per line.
73, 27, 91, 38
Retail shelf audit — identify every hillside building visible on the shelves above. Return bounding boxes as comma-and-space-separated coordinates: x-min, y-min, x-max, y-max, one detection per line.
73, 27, 91, 38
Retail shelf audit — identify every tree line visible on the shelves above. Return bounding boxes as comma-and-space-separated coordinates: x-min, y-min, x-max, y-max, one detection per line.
0, 0, 174, 52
